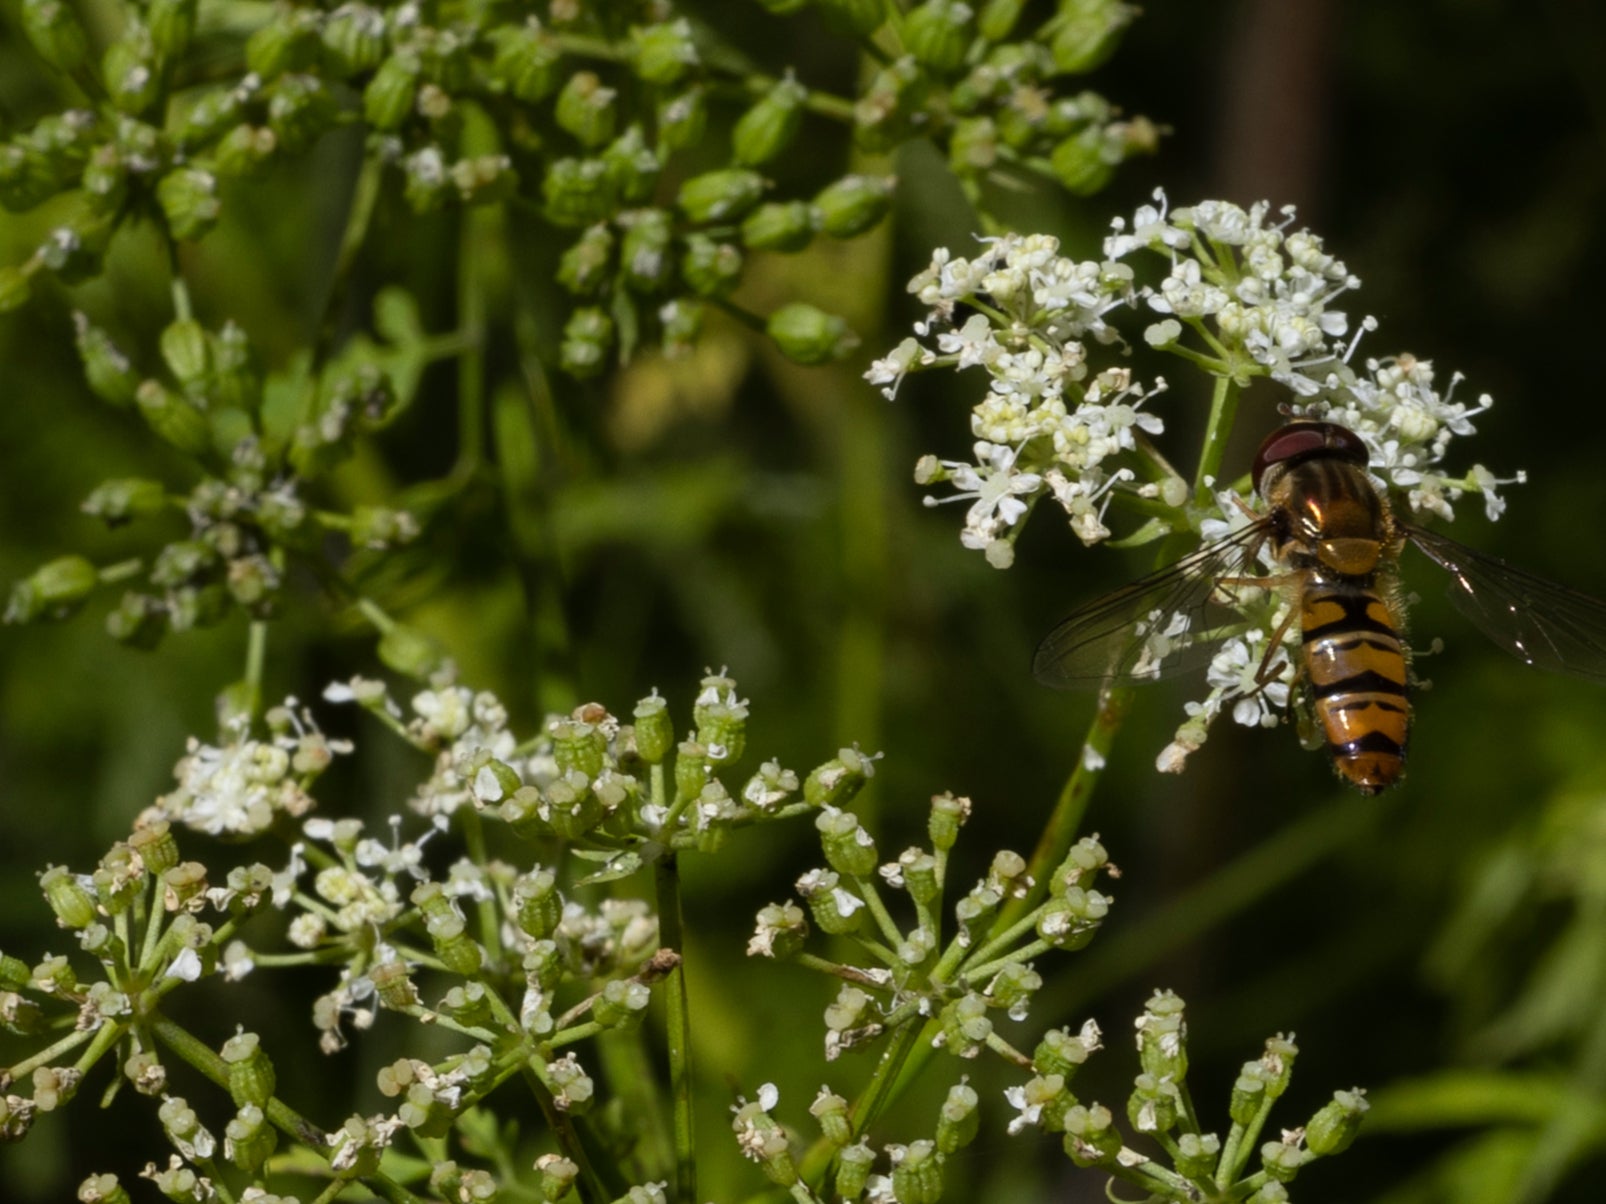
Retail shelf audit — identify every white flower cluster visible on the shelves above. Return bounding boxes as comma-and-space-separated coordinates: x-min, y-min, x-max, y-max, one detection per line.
868, 233, 1163, 566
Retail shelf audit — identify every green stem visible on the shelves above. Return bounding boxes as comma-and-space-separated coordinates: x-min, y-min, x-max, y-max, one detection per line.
653, 854, 696, 1204
310, 155, 383, 372
991, 684, 1130, 938
1193, 374, 1240, 502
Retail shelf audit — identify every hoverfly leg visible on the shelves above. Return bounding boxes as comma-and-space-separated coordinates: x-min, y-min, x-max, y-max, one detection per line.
1252, 600, 1302, 689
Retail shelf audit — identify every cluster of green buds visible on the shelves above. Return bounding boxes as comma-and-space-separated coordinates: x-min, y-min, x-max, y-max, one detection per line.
4, 291, 434, 653
999, 990, 1367, 1201
4, 0, 1153, 370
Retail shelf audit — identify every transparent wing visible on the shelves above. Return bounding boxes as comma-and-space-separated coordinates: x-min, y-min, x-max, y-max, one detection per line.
1405, 523, 1606, 680
1033, 519, 1277, 689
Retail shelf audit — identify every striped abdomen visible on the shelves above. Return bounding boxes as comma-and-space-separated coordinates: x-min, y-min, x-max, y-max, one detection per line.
1301, 581, 1410, 794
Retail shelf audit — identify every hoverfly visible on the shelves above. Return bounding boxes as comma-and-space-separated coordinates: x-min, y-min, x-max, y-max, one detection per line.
1033, 420, 1606, 793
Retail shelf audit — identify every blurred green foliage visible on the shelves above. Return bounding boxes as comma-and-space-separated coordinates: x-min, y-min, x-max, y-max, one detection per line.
2, 0, 1606, 1201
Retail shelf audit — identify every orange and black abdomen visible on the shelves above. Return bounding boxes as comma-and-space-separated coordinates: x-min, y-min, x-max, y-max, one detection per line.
1301, 581, 1411, 794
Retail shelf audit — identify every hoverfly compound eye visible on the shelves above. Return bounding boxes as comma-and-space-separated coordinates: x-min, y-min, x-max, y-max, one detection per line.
1251, 421, 1371, 493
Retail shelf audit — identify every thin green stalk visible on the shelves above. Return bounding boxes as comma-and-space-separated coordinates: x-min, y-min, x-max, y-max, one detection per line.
991, 684, 1130, 938
653, 853, 696, 1204
1193, 374, 1240, 502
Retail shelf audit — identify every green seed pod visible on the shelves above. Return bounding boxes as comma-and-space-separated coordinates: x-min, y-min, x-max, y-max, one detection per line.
245, 7, 321, 80
1229, 1064, 1268, 1126
175, 81, 256, 148
559, 306, 614, 379
679, 234, 742, 298
149, 0, 198, 63
225, 1104, 276, 1176
543, 774, 603, 838
513, 868, 561, 939
949, 115, 997, 174
817, 808, 877, 877
816, 0, 887, 36
656, 87, 707, 152
321, 3, 388, 76
221, 1031, 276, 1108
812, 173, 894, 238
1306, 1088, 1368, 1156
593, 979, 650, 1030
535, 1154, 578, 1202
904, 0, 976, 74
802, 746, 877, 808
938, 1080, 982, 1151
73, 314, 138, 407
1033, 1021, 1099, 1079
41, 865, 97, 929
633, 694, 674, 763
159, 318, 211, 393
732, 76, 807, 167
767, 303, 857, 365
411, 26, 469, 91
211, 321, 261, 413
937, 992, 991, 1057
631, 17, 698, 86
562, 224, 616, 296
1061, 1103, 1120, 1166
267, 73, 338, 154
82, 478, 165, 526
551, 717, 607, 778
928, 791, 969, 852
105, 592, 166, 649
835, 1142, 875, 1200
751, 901, 808, 960
1259, 1139, 1303, 1183
659, 298, 703, 356
21, 0, 89, 74
678, 167, 766, 223
602, 126, 660, 205
402, 146, 450, 214
555, 71, 618, 150
369, 959, 419, 1009
1047, 0, 1135, 75
977, 0, 1026, 40
103, 26, 162, 116
542, 156, 617, 228
1050, 126, 1113, 196
155, 168, 220, 241
1175, 1131, 1221, 1180
809, 1089, 851, 1146
853, 57, 927, 152
213, 125, 278, 178
619, 209, 673, 292
450, 154, 518, 206
741, 200, 815, 252
801, 873, 863, 936
488, 22, 562, 103
0, 140, 62, 213
364, 52, 421, 130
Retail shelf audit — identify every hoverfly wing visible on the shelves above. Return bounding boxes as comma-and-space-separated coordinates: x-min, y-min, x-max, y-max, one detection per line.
1405, 523, 1606, 681
1033, 519, 1276, 688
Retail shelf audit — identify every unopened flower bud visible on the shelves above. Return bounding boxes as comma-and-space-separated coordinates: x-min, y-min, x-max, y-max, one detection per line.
748, 900, 808, 960
225, 1102, 276, 1175
268, 73, 337, 154
810, 1088, 852, 1146
977, 0, 1026, 40
890, 1139, 941, 1204
545, 1055, 593, 1113
1033, 1020, 1101, 1079
555, 72, 617, 149
1052, 835, 1109, 893
1305, 1088, 1367, 1156
632, 694, 674, 764
631, 18, 698, 85
1035, 886, 1108, 950
159, 318, 210, 393
558, 223, 614, 295
741, 200, 815, 252
76, 1172, 130, 1204
680, 169, 766, 223
214, 124, 278, 178
904, 0, 975, 73
1260, 1137, 1304, 1182
767, 303, 858, 365
370, 958, 419, 1009
1229, 1063, 1270, 1126
936, 1082, 980, 1153
812, 173, 894, 239
1174, 1131, 1220, 1180
733, 76, 807, 166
